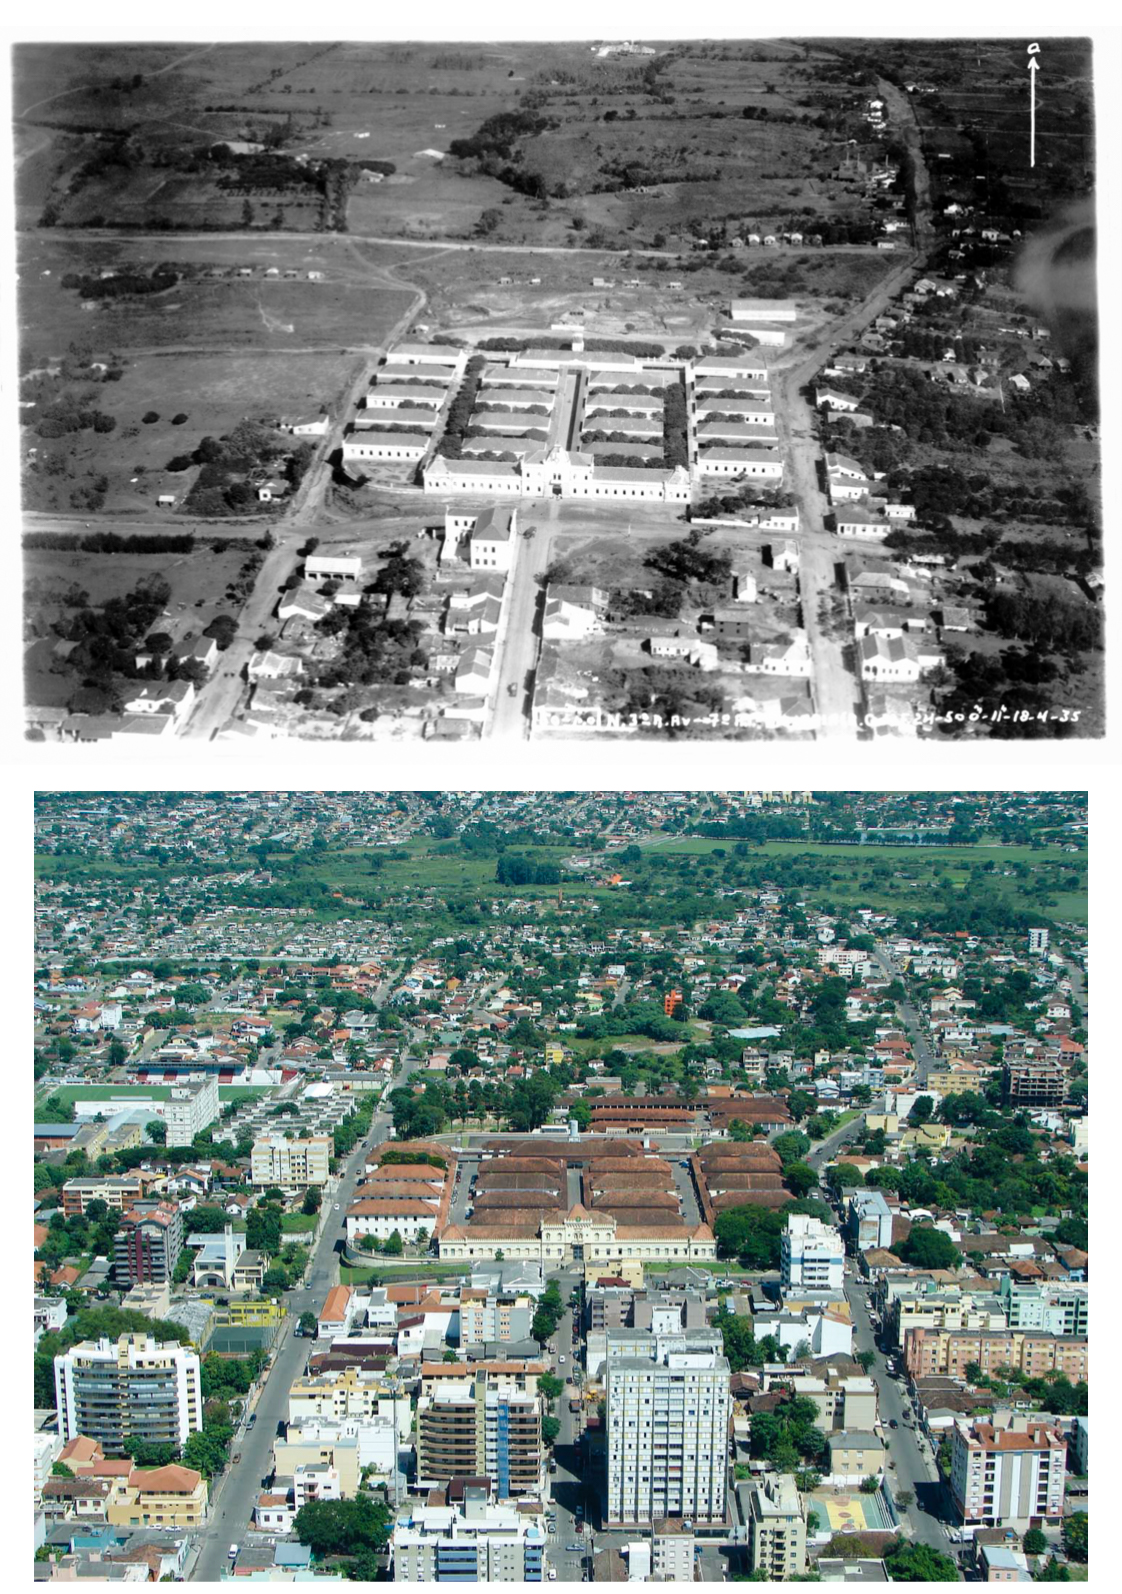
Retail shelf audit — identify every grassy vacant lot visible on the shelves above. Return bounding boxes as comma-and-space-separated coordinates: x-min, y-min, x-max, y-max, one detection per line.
19, 235, 413, 357
642, 837, 1087, 923
282, 1212, 318, 1234
340, 1262, 466, 1285
21, 349, 358, 520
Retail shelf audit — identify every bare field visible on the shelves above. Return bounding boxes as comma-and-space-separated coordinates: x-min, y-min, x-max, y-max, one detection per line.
18, 236, 413, 356
381, 245, 897, 349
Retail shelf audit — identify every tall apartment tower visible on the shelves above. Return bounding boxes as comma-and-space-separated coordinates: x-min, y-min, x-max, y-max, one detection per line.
950, 1418, 1067, 1527
606, 1347, 731, 1526
417, 1371, 544, 1500
747, 1472, 808, 1580
162, 1075, 220, 1147
1028, 928, 1050, 956
54, 1334, 203, 1455
780, 1213, 845, 1293
113, 1201, 185, 1286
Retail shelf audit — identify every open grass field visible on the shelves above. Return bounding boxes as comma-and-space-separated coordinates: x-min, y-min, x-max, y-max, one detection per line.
281, 1212, 318, 1233
19, 235, 413, 357
641, 836, 1087, 922
34, 828, 1085, 928
36, 1084, 175, 1111
36, 1081, 272, 1113
21, 348, 360, 523
15, 39, 899, 247
340, 1261, 467, 1285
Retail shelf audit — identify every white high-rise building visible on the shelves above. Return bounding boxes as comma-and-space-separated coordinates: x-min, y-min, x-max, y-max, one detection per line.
1028, 928, 1050, 956
54, 1334, 203, 1454
781, 1213, 845, 1293
251, 1134, 331, 1188
161, 1075, 220, 1147
606, 1347, 731, 1526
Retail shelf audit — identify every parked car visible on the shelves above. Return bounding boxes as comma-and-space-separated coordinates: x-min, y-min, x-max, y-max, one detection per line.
228, 1545, 239, 1561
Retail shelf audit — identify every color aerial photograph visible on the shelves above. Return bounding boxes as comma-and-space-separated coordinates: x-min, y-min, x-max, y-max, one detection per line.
32, 790, 1090, 1580
14, 36, 1102, 744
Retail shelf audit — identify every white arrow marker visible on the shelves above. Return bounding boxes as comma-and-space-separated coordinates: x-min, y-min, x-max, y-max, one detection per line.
1029, 55, 1040, 167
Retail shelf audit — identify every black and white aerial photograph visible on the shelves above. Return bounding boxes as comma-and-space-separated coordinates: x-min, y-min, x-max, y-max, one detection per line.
13, 32, 1104, 743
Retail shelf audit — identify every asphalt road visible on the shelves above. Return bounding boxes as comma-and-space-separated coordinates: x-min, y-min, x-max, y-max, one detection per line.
807, 1113, 867, 1172
873, 944, 936, 1084
843, 1278, 960, 1566
190, 1032, 419, 1580
25, 225, 905, 263
189, 1103, 393, 1580
546, 1270, 591, 1582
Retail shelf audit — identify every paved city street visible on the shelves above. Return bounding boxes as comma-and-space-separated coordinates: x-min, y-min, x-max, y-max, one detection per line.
844, 1278, 959, 1559
189, 1009, 419, 1580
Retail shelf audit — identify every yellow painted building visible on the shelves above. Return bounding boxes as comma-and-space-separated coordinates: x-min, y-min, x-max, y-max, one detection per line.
203, 1296, 286, 1327
107, 1465, 208, 1530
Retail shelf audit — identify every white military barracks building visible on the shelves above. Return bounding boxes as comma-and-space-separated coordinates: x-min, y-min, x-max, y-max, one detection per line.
425, 444, 692, 504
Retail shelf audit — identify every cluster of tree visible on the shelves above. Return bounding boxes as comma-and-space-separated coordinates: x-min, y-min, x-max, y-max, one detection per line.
881, 1537, 958, 1581
935, 649, 1089, 741
35, 1199, 120, 1276
746, 1390, 827, 1472
332, 1095, 377, 1161
25, 530, 195, 555
60, 267, 179, 300
713, 1197, 831, 1268
986, 591, 1102, 654
828, 363, 1087, 465
293, 1494, 392, 1579
57, 573, 173, 707
662, 377, 689, 468
179, 421, 292, 516
645, 532, 732, 589
435, 356, 486, 460
313, 604, 426, 692
31, 393, 117, 439
891, 1224, 960, 1270
448, 107, 556, 164
530, 1278, 565, 1346
715, 1305, 790, 1373
34, 1305, 191, 1408
882, 522, 1100, 582
494, 853, 562, 887
866, 1124, 1086, 1231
